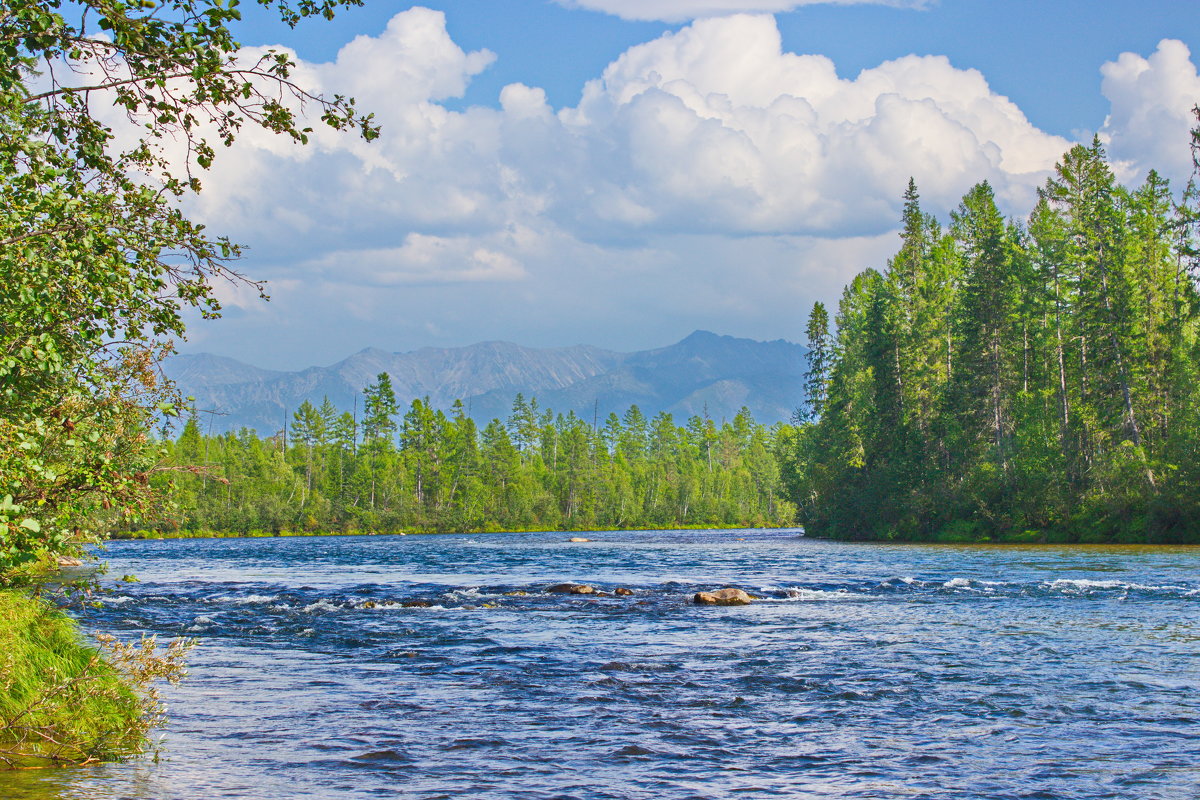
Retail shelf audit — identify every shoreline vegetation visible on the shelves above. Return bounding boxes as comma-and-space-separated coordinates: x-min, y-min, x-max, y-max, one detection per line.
147, 394, 798, 538
0, 0, 378, 771
792, 139, 1200, 547
111, 522, 798, 540
0, 589, 191, 769
106, 526, 1200, 546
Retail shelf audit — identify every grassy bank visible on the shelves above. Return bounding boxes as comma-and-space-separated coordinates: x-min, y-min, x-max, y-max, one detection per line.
0, 590, 188, 769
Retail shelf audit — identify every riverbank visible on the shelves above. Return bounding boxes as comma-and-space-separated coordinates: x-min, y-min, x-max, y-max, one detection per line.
813, 519, 1200, 546
0, 590, 147, 769
108, 524, 1200, 545
109, 522, 794, 541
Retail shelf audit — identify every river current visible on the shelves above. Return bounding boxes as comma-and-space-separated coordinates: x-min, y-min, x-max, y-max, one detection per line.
2, 530, 1198, 799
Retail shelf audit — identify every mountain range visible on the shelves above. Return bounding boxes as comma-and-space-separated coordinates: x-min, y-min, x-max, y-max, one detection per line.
164, 331, 807, 435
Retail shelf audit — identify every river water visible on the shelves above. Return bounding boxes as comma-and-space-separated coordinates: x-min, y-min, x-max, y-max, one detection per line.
2, 530, 1198, 799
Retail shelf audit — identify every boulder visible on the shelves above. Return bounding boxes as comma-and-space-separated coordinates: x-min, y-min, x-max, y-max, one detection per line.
613, 587, 634, 596
568, 537, 591, 543
401, 600, 434, 608
56, 557, 83, 567
545, 583, 595, 595
693, 587, 753, 606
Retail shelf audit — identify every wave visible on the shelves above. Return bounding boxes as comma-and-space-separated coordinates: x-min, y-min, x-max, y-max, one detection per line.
1042, 578, 1183, 592
775, 587, 873, 602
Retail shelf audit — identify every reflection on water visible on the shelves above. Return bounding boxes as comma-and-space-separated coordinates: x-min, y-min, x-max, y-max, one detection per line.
3, 530, 1198, 799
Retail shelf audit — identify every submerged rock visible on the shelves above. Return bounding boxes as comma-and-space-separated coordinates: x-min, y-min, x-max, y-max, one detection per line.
693, 588, 753, 606
614, 744, 655, 757
360, 600, 378, 609
545, 583, 595, 595
568, 537, 591, 543
401, 600, 434, 608
613, 587, 634, 596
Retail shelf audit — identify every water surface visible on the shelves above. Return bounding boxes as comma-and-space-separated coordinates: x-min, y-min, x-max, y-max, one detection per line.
3, 530, 1198, 799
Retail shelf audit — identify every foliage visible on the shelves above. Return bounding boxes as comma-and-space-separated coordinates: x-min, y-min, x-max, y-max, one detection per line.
147, 395, 798, 534
0, 590, 193, 767
0, 0, 371, 772
0, 0, 376, 578
793, 137, 1200, 543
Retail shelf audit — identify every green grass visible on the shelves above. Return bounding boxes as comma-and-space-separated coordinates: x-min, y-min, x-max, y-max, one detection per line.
0, 591, 146, 768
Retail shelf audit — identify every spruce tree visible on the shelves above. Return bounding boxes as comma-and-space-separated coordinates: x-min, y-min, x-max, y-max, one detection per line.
802, 302, 832, 421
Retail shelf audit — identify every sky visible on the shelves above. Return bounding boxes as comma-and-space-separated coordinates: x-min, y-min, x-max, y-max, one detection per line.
175, 0, 1200, 369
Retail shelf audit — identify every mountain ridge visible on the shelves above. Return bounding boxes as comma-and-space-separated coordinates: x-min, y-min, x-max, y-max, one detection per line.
165, 331, 806, 434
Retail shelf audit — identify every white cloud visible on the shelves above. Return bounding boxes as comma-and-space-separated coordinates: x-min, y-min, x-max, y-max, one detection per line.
557, 14, 1069, 235
173, 11, 1200, 365
303, 233, 529, 286
554, 0, 929, 23
197, 11, 1073, 250
1099, 39, 1200, 184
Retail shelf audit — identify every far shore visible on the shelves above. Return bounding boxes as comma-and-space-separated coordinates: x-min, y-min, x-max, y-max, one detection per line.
101, 527, 1198, 547
107, 524, 804, 541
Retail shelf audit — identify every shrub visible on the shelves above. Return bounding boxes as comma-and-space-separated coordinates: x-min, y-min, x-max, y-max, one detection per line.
0, 591, 193, 768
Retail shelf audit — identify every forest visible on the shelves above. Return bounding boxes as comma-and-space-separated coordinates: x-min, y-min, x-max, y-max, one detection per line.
147, 387, 798, 535
142, 139, 1200, 545
792, 139, 1200, 544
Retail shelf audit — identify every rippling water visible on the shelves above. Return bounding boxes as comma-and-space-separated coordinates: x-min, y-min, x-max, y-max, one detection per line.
3, 530, 1199, 799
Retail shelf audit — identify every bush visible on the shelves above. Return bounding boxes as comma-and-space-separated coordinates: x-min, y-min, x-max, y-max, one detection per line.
0, 591, 192, 768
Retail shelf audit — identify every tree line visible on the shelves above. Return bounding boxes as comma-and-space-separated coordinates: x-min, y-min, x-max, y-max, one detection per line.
153, 383, 798, 534
791, 138, 1200, 544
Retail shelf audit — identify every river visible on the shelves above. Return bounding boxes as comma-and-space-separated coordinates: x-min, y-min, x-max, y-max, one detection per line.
2, 529, 1198, 799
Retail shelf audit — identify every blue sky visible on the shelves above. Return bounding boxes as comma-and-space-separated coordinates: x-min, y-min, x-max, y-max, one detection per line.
236, 0, 1199, 138
179, 0, 1200, 368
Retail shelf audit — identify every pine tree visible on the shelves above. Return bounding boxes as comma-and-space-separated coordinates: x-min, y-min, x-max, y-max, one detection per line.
362, 374, 399, 444
360, 374, 399, 510
802, 301, 832, 421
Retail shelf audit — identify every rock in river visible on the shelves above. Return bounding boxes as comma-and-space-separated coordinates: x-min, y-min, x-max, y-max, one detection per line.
693, 588, 753, 606
613, 587, 634, 596
545, 583, 595, 595
568, 537, 591, 542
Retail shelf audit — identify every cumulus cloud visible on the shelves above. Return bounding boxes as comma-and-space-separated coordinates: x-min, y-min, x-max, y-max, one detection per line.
1099, 39, 1200, 183
197, 11, 1073, 254
172, 9, 1200, 365
557, 14, 1069, 236
555, 0, 930, 23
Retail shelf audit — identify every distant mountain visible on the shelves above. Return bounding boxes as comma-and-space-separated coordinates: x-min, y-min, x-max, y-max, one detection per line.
164, 331, 806, 434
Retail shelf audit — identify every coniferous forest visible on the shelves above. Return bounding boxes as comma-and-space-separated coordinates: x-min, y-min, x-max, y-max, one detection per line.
149, 388, 797, 535
146, 140, 1200, 545
792, 139, 1200, 544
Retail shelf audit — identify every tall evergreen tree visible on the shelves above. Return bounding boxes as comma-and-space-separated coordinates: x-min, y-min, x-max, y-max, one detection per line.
802, 301, 832, 421
362, 374, 399, 444
796, 139, 1200, 544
